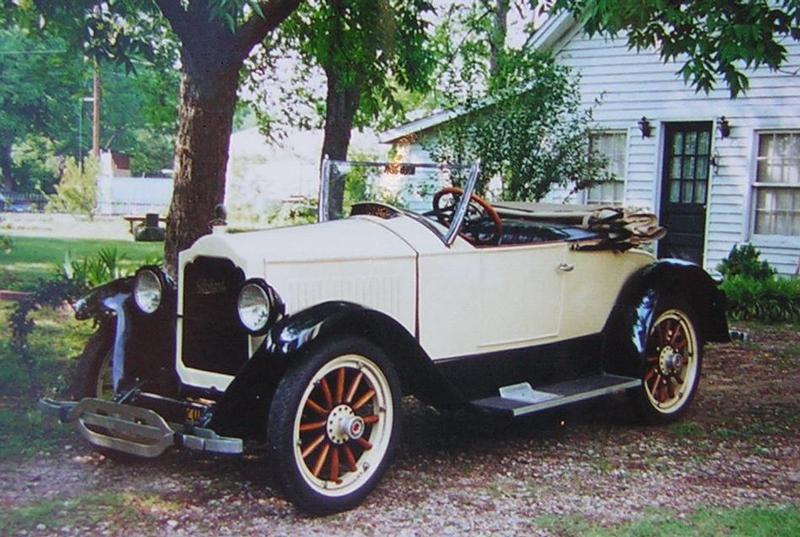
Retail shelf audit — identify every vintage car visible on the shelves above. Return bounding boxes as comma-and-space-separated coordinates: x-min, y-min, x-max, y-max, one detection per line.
40, 161, 729, 513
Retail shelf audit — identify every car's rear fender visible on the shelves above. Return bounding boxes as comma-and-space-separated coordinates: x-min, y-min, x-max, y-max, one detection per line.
602, 259, 729, 377
209, 301, 460, 440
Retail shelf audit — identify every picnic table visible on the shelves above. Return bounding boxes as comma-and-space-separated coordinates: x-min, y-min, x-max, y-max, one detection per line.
123, 214, 168, 234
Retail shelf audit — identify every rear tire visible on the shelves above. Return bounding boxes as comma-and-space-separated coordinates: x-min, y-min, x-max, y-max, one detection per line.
632, 298, 703, 425
267, 337, 401, 514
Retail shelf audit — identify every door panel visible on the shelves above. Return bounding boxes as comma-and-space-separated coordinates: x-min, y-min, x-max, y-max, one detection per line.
478, 243, 567, 349
658, 123, 712, 264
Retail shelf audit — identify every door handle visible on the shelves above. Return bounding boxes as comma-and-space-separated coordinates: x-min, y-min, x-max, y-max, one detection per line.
558, 263, 574, 272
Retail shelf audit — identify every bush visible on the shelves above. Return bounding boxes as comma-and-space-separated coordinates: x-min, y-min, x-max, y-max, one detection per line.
45, 156, 98, 219
717, 243, 775, 281
721, 275, 800, 323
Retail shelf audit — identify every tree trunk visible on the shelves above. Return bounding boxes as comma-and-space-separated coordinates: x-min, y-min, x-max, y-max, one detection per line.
320, 70, 361, 220
164, 65, 239, 273
1, 142, 14, 192
488, 0, 510, 80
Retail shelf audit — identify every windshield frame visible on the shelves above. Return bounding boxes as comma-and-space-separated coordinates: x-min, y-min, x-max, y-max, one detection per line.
318, 158, 481, 247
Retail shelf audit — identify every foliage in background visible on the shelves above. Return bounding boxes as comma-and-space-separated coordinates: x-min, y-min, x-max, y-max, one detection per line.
716, 243, 800, 323
717, 243, 776, 281
7, 247, 133, 397
45, 156, 98, 218
546, 0, 800, 97
426, 50, 610, 200
0, 23, 179, 193
721, 276, 800, 323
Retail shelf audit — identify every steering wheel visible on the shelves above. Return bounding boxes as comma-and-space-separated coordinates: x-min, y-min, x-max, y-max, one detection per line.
432, 187, 503, 245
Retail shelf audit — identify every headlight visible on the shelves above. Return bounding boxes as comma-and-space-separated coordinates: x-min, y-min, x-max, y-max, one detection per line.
133, 268, 163, 314
237, 279, 282, 334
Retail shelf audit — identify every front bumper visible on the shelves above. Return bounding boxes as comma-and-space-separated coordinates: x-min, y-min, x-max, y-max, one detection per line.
39, 397, 243, 457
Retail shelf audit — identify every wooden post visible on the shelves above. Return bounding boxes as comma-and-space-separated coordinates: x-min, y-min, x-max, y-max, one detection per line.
92, 62, 101, 158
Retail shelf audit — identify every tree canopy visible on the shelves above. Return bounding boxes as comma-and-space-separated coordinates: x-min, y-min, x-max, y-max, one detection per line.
546, 0, 800, 96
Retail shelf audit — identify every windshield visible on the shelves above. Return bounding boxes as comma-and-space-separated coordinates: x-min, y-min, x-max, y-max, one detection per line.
318, 158, 480, 245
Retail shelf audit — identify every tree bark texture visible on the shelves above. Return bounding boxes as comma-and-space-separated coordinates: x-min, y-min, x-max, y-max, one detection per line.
488, 0, 510, 80
1, 142, 14, 191
164, 66, 239, 272
157, 0, 301, 273
321, 69, 361, 220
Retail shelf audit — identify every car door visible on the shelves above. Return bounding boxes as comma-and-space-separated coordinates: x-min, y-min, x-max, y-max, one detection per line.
478, 242, 569, 350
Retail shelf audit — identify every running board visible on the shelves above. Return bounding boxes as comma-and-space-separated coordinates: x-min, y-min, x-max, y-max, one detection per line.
471, 374, 641, 417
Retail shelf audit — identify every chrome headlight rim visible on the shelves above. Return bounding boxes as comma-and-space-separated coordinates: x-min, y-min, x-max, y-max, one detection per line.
237, 278, 284, 335
133, 266, 167, 315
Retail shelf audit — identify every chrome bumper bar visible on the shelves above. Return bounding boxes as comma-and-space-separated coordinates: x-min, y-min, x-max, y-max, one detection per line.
39, 397, 243, 457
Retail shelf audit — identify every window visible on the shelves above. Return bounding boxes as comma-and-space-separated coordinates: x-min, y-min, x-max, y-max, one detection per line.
586, 132, 626, 205
753, 132, 800, 236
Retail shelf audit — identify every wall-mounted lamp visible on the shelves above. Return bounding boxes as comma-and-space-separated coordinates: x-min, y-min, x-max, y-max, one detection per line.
638, 116, 652, 139
717, 116, 731, 139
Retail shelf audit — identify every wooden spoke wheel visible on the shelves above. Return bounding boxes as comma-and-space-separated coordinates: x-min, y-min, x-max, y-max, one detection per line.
634, 301, 702, 424
268, 338, 401, 514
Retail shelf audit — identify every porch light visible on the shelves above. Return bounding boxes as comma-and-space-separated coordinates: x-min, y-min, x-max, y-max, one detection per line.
717, 116, 731, 139
638, 117, 652, 138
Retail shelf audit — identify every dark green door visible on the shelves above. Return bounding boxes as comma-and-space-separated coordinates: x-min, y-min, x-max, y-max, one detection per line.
658, 123, 712, 264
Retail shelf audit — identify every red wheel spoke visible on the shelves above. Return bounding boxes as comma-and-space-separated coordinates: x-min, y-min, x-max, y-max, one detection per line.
312, 443, 331, 477
362, 414, 379, 425
301, 433, 326, 459
342, 444, 358, 471
645, 355, 659, 363
652, 374, 663, 401
345, 372, 364, 404
335, 368, 346, 404
306, 398, 328, 416
670, 324, 684, 347
320, 378, 333, 409
352, 389, 376, 411
299, 420, 326, 433
666, 378, 675, 399
355, 437, 372, 450
644, 367, 656, 383
329, 447, 340, 482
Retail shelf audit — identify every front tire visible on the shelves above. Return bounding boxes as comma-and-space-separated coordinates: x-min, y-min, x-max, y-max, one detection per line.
267, 337, 401, 514
633, 298, 703, 424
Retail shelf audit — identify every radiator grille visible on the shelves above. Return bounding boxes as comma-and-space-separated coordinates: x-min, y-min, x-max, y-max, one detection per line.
181, 257, 249, 375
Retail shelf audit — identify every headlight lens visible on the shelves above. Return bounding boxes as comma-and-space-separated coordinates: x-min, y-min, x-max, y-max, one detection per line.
133, 269, 163, 314
238, 281, 272, 333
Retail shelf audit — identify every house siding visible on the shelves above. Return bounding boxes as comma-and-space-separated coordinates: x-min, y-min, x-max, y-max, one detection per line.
553, 28, 800, 273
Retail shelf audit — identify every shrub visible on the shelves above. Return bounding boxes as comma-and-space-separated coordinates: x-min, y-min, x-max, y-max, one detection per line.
717, 243, 775, 281
721, 275, 800, 323
45, 156, 98, 219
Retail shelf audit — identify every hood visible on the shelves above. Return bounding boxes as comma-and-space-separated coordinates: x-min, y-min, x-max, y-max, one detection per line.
183, 217, 417, 272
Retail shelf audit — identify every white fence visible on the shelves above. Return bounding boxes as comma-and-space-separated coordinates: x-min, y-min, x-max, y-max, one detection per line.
96, 175, 173, 215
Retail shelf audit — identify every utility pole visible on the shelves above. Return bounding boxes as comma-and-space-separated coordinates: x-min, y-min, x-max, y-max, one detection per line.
92, 62, 101, 158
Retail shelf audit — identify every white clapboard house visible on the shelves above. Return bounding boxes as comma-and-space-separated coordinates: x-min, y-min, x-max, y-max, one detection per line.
380, 12, 800, 274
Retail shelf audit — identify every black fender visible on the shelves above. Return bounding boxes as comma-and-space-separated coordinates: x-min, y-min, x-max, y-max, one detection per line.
72, 275, 179, 397
210, 301, 460, 440
602, 258, 729, 378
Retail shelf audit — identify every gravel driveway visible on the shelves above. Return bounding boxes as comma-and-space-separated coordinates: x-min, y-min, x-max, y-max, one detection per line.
2, 325, 798, 536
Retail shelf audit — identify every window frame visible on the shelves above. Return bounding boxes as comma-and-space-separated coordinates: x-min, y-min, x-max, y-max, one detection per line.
584, 130, 628, 206
750, 129, 800, 244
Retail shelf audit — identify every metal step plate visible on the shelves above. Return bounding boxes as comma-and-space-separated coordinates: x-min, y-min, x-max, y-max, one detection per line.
472, 374, 641, 417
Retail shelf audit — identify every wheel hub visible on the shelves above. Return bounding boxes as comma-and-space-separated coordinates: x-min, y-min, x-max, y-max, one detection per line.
658, 346, 685, 376
326, 404, 365, 445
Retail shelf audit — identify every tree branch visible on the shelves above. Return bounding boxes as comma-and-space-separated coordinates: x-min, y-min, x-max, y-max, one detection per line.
153, 0, 193, 45
233, 0, 302, 61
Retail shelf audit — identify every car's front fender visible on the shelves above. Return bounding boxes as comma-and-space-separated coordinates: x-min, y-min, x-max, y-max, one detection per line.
209, 301, 459, 440
72, 275, 179, 397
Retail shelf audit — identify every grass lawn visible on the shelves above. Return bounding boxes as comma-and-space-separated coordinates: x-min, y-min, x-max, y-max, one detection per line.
538, 505, 800, 537
0, 236, 163, 291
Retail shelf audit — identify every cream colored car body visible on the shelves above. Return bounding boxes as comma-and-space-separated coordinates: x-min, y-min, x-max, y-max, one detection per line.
176, 213, 654, 391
